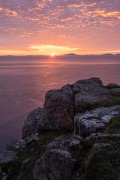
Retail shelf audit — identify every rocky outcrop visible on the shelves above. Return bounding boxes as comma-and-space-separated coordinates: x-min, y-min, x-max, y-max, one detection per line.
22, 107, 42, 139
38, 84, 74, 131
1, 77, 120, 180
74, 105, 120, 137
22, 78, 120, 137
33, 149, 76, 180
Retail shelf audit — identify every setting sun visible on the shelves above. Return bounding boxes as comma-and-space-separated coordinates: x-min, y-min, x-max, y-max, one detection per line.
50, 53, 55, 57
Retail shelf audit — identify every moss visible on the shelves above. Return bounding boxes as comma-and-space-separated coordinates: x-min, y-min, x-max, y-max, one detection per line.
1, 130, 63, 180
82, 97, 120, 112
105, 116, 120, 134
69, 139, 93, 176
79, 147, 120, 180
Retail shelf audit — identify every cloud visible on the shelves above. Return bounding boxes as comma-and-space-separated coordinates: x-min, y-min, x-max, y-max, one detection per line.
0, 0, 120, 55
30, 45, 79, 55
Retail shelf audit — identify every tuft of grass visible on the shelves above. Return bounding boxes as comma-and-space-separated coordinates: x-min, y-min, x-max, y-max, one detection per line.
82, 97, 120, 113
79, 148, 120, 180
105, 116, 120, 134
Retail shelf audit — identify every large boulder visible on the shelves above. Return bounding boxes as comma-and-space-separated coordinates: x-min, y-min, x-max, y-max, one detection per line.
22, 107, 42, 139
38, 85, 74, 130
72, 77, 112, 112
33, 149, 76, 180
74, 105, 120, 137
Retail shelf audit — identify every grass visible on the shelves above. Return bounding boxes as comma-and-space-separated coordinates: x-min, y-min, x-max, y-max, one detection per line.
79, 148, 120, 180
1, 130, 62, 180
105, 116, 120, 134
82, 97, 120, 112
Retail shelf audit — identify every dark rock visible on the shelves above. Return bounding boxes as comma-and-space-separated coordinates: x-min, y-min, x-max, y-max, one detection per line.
106, 83, 120, 89
0, 151, 17, 164
110, 88, 120, 96
74, 105, 120, 137
33, 149, 76, 180
22, 107, 42, 139
0, 168, 3, 179
38, 84, 74, 130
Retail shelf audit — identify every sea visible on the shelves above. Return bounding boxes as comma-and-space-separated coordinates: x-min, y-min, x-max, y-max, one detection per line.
0, 56, 120, 152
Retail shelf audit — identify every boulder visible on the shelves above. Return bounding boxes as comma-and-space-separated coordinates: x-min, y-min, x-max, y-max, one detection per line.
74, 105, 120, 137
38, 84, 74, 130
33, 149, 76, 180
0, 151, 17, 164
22, 107, 42, 139
72, 77, 112, 112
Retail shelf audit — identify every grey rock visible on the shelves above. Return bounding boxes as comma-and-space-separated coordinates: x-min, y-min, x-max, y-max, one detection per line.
22, 107, 42, 139
47, 141, 61, 150
0, 151, 17, 164
38, 84, 74, 130
47, 135, 81, 151
93, 143, 112, 149
7, 139, 19, 151
68, 139, 81, 150
74, 106, 120, 137
7, 139, 26, 152
72, 77, 111, 112
86, 133, 120, 141
33, 149, 76, 180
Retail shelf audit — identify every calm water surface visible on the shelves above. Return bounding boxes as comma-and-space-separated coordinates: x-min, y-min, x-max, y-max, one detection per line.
0, 59, 120, 152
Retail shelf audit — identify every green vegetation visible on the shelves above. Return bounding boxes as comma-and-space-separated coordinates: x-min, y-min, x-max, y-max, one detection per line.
83, 97, 120, 112
1, 131, 62, 180
105, 116, 120, 134
79, 148, 120, 180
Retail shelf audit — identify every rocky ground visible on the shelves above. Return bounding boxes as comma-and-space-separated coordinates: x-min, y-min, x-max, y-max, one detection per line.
0, 77, 120, 180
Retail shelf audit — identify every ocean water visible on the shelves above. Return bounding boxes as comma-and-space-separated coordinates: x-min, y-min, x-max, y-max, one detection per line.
0, 58, 120, 152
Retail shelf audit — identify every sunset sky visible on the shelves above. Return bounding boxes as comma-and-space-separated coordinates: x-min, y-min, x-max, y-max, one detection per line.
0, 0, 120, 56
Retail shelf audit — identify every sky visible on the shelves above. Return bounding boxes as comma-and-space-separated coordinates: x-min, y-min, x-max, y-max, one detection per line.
0, 0, 120, 56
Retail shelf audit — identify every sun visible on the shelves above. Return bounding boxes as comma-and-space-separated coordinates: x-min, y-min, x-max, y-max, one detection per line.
50, 53, 55, 57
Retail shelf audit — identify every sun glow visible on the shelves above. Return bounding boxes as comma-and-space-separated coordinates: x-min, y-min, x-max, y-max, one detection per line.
50, 53, 55, 57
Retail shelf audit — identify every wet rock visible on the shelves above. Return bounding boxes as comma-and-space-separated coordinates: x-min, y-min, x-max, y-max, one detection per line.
38, 84, 74, 131
74, 106, 120, 137
33, 149, 76, 180
22, 107, 42, 139
0, 151, 17, 164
